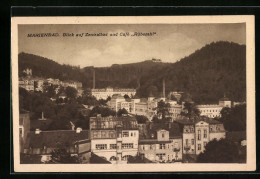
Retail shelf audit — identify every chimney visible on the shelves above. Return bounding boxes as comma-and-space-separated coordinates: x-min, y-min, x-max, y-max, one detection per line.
70, 121, 75, 130
76, 127, 82, 133
163, 78, 165, 99
41, 112, 45, 120
93, 69, 95, 89
35, 128, 41, 134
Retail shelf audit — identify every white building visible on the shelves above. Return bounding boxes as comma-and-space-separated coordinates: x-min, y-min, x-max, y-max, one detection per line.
91, 87, 136, 100
196, 97, 232, 118
19, 78, 34, 91
89, 115, 139, 163
176, 117, 226, 155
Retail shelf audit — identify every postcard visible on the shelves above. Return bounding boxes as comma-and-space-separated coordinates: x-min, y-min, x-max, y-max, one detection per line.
11, 16, 255, 172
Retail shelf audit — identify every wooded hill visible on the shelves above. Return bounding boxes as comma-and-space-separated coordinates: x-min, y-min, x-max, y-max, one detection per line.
18, 41, 246, 104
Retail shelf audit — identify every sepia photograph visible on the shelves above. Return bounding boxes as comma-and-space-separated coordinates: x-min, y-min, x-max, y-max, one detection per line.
11, 16, 255, 172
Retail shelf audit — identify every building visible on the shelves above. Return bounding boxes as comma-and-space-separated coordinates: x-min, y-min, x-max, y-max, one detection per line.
167, 91, 184, 102
23, 68, 32, 76
138, 122, 182, 163
176, 117, 226, 155
89, 114, 139, 163
91, 87, 136, 100
167, 100, 183, 121
107, 94, 134, 113
19, 110, 30, 153
196, 97, 232, 118
19, 78, 34, 91
22, 128, 91, 163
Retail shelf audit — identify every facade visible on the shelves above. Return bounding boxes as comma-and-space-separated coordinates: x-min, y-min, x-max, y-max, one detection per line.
107, 94, 134, 113
167, 100, 183, 121
89, 115, 139, 163
196, 97, 232, 118
139, 122, 182, 163
22, 128, 91, 163
19, 78, 34, 91
176, 117, 226, 155
91, 87, 136, 100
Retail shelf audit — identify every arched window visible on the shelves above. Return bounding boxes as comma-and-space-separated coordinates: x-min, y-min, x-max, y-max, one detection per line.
110, 156, 117, 161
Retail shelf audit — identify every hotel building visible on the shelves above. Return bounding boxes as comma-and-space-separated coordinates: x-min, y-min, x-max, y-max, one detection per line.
89, 115, 139, 163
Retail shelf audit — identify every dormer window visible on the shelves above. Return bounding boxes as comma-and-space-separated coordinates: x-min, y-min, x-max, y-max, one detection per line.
162, 133, 165, 138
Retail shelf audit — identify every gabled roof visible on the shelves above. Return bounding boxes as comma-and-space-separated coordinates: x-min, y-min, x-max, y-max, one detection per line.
24, 130, 89, 149
145, 122, 182, 139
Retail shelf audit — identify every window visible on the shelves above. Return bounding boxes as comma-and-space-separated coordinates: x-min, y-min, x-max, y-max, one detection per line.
198, 144, 201, 150
122, 131, 129, 137
174, 142, 179, 148
101, 131, 106, 138
122, 143, 133, 149
131, 132, 133, 137
210, 127, 213, 132
204, 142, 207, 147
162, 133, 165, 138
159, 144, 166, 149
198, 130, 201, 140
156, 153, 166, 160
110, 144, 117, 149
204, 130, 207, 138
191, 127, 194, 132
150, 145, 153, 150
191, 139, 194, 145
19, 128, 23, 136
93, 131, 99, 138
185, 139, 189, 145
96, 144, 107, 150
109, 131, 115, 138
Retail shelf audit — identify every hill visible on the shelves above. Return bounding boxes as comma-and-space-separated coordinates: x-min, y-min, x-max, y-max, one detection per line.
18, 41, 246, 104
138, 41, 246, 103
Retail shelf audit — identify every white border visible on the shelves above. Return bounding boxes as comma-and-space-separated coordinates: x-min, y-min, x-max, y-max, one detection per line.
11, 16, 256, 172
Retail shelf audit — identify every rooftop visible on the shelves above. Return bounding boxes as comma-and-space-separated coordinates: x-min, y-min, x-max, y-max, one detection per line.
24, 130, 89, 149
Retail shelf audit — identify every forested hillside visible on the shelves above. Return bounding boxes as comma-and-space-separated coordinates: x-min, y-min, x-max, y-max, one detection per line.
18, 41, 246, 104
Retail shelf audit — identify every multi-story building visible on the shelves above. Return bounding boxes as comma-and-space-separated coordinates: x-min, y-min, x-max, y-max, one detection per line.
19, 78, 34, 91
138, 122, 182, 163
22, 128, 91, 163
89, 114, 139, 163
107, 94, 134, 113
167, 100, 183, 121
91, 87, 136, 100
176, 117, 226, 155
196, 97, 232, 118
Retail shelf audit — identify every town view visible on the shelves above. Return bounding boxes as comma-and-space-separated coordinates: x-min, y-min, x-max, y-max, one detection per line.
18, 40, 246, 164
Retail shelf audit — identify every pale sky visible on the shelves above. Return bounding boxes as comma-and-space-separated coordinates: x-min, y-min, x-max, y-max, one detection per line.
18, 23, 246, 67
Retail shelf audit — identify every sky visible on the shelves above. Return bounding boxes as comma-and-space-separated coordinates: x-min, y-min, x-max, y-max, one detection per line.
18, 23, 246, 67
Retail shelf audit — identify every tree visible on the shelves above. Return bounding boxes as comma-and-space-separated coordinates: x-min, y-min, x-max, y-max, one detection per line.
157, 100, 170, 120
90, 106, 116, 117
117, 108, 128, 117
197, 139, 245, 163
65, 86, 78, 99
181, 102, 200, 120
135, 115, 148, 124
124, 94, 130, 99
218, 104, 246, 131
152, 116, 160, 123
49, 146, 79, 163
